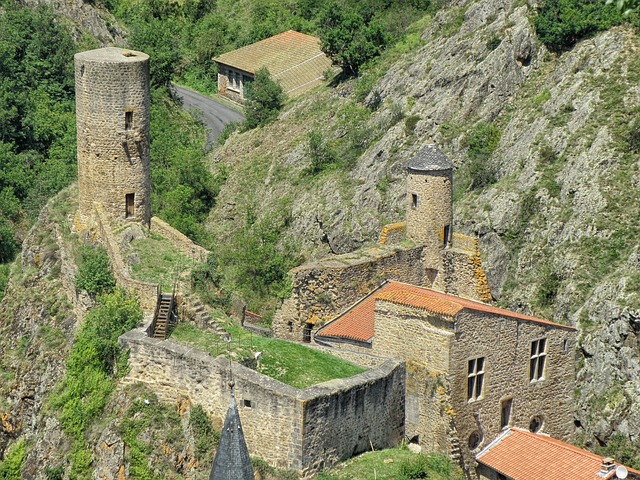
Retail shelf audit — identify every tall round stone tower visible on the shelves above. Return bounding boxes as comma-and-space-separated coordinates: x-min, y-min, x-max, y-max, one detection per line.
405, 144, 454, 269
74, 47, 151, 230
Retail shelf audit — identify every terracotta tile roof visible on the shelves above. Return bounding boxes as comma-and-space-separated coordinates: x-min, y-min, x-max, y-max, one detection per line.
476, 428, 640, 480
315, 281, 574, 343
213, 30, 333, 97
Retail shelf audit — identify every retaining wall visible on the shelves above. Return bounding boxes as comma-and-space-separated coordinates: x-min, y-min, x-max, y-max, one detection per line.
119, 329, 405, 477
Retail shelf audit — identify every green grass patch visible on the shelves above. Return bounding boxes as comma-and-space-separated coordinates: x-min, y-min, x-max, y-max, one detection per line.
0, 438, 26, 480
317, 449, 463, 480
129, 232, 195, 292
171, 322, 365, 389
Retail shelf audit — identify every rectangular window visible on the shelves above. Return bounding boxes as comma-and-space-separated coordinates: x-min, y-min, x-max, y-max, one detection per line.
501, 399, 512, 429
411, 193, 418, 209
529, 338, 547, 382
125, 193, 135, 218
467, 357, 485, 401
125, 111, 133, 131
303, 322, 313, 343
443, 224, 451, 247
243, 399, 252, 408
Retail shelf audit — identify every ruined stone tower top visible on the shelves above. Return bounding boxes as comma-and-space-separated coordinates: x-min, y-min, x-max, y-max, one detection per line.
74, 47, 151, 230
405, 144, 454, 269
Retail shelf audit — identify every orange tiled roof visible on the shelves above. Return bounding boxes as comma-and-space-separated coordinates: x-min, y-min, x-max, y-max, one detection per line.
476, 428, 640, 480
213, 30, 333, 97
315, 281, 574, 343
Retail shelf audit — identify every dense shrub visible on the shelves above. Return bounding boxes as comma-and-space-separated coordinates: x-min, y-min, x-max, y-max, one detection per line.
305, 131, 337, 174
0, 439, 26, 480
74, 246, 116, 296
243, 68, 285, 129
50, 290, 142, 477
190, 404, 220, 461
535, 0, 625, 52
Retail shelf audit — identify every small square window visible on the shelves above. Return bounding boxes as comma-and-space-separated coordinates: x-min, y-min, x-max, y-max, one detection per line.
243, 399, 252, 408
530, 338, 547, 382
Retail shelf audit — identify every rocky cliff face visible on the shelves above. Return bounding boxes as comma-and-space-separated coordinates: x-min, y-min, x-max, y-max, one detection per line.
19, 0, 126, 45
211, 0, 640, 455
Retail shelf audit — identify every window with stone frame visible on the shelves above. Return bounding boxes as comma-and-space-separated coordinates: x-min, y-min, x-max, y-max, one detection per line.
529, 338, 547, 382
467, 357, 485, 402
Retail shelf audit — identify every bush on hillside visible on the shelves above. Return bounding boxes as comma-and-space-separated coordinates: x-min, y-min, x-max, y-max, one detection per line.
74, 246, 116, 296
243, 68, 285, 129
535, 0, 625, 52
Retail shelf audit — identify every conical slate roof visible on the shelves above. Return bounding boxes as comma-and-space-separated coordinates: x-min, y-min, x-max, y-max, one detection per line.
407, 144, 454, 172
210, 384, 254, 480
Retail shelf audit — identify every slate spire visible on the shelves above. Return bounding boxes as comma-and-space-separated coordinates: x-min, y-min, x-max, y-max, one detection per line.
210, 381, 254, 480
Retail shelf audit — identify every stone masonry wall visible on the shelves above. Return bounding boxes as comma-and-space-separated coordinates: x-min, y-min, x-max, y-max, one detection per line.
94, 206, 158, 312
432, 248, 491, 303
405, 170, 452, 270
272, 245, 428, 341
119, 329, 406, 477
449, 312, 576, 474
75, 47, 151, 229
150, 216, 209, 263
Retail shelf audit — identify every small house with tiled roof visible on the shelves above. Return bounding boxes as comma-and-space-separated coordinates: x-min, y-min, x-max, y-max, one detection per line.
213, 30, 333, 103
476, 428, 640, 480
316, 280, 577, 474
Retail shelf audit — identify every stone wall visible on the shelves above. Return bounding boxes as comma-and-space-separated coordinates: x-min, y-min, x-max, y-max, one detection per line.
449, 312, 576, 473
432, 247, 492, 303
94, 206, 158, 312
405, 169, 452, 270
150, 216, 208, 263
272, 245, 427, 341
119, 330, 405, 477
75, 47, 151, 230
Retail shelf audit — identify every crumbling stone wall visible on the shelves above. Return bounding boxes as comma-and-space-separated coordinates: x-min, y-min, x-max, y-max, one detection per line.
75, 47, 151, 230
272, 245, 429, 341
449, 312, 576, 473
94, 206, 158, 312
150, 216, 208, 263
119, 330, 405, 477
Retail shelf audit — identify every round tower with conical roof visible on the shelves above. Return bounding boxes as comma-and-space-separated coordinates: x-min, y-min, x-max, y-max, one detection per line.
405, 144, 454, 269
74, 47, 151, 230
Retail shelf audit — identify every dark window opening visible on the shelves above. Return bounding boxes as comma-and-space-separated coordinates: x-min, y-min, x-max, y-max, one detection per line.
288, 321, 293, 333
529, 415, 543, 433
243, 399, 252, 408
497, 474, 508, 480
303, 323, 313, 343
468, 431, 482, 450
501, 399, 512, 429
563, 338, 569, 353
411, 193, 418, 209
80, 65, 85, 77
126, 193, 135, 218
125, 111, 133, 131
443, 224, 451, 247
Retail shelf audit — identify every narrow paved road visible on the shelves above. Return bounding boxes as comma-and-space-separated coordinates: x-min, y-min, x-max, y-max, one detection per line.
172, 84, 244, 149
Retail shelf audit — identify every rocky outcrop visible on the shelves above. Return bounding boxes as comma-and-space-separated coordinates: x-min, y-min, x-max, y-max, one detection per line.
19, 0, 126, 45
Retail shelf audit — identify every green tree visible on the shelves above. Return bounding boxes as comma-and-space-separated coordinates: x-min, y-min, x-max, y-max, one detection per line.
243, 67, 285, 129
317, 1, 388, 75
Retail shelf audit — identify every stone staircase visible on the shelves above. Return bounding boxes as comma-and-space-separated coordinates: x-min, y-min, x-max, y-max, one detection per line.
178, 294, 227, 336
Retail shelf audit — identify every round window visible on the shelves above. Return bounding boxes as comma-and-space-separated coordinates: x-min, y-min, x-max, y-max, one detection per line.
529, 416, 544, 433
468, 431, 482, 450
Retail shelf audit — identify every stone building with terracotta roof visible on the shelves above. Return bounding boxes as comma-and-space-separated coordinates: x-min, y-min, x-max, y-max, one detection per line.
271, 144, 579, 478
213, 30, 333, 103
315, 281, 577, 474
476, 428, 640, 480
